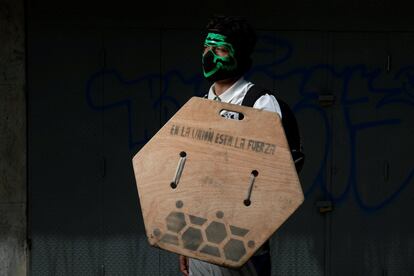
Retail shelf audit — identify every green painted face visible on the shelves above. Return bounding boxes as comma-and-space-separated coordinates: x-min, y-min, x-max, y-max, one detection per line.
202, 33, 238, 79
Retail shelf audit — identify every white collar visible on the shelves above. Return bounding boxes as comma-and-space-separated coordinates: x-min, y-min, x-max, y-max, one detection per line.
208, 77, 250, 103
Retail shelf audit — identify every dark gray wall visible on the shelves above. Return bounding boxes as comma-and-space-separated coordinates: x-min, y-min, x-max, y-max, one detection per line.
0, 0, 27, 275
27, 1, 414, 275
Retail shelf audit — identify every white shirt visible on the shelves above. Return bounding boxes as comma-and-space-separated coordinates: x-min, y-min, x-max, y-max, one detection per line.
207, 77, 282, 118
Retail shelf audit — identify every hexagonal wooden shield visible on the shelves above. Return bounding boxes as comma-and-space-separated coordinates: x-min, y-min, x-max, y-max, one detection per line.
132, 97, 304, 268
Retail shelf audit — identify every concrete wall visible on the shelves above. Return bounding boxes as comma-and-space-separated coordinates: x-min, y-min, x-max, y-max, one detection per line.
0, 0, 27, 275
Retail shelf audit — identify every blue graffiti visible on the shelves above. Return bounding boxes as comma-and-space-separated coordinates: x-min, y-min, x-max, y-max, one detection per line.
85, 34, 414, 212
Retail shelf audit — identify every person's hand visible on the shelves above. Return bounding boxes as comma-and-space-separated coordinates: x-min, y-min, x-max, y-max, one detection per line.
179, 255, 189, 276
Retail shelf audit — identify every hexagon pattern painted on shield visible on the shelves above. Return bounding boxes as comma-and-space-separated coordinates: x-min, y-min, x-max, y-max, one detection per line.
158, 202, 252, 263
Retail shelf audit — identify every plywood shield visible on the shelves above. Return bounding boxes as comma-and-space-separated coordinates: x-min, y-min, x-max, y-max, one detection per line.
132, 97, 304, 268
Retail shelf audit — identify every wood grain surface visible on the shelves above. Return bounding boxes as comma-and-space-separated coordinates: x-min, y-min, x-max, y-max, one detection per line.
132, 97, 304, 268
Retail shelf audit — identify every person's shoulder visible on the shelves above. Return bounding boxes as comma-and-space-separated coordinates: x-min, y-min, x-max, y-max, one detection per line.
254, 93, 282, 118
246, 84, 282, 117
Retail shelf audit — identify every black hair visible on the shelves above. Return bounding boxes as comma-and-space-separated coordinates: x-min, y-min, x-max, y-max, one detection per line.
203, 15, 257, 74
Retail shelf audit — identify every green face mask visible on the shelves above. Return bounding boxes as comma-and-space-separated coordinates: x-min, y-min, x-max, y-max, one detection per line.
202, 33, 238, 81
